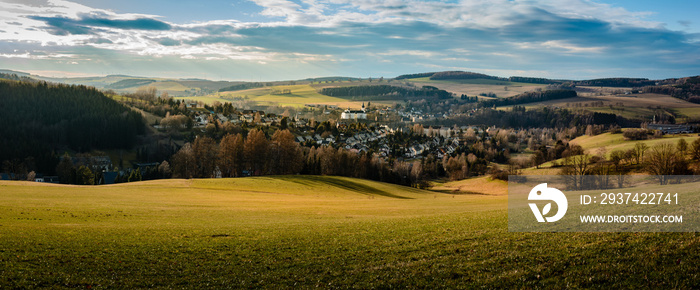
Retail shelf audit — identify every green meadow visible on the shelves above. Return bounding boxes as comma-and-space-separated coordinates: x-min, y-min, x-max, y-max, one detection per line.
570, 131, 700, 156
406, 77, 539, 87
178, 84, 351, 107
0, 176, 698, 288
585, 106, 659, 120
524, 131, 700, 175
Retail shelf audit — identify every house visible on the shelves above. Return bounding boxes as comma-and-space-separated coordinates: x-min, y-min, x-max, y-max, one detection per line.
408, 145, 425, 157
195, 115, 208, 126
216, 114, 229, 122
241, 115, 253, 122
72, 156, 112, 172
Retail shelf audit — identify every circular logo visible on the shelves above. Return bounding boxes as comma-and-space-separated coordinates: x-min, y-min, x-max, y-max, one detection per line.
528, 183, 568, 222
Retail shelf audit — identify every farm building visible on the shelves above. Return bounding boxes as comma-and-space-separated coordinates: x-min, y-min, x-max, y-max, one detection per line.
647, 124, 692, 134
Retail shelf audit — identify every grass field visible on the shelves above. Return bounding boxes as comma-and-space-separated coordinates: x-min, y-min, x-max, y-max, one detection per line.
490, 91, 700, 121
406, 77, 547, 98
407, 77, 540, 87
524, 131, 700, 175
586, 106, 659, 120
177, 84, 370, 108
570, 131, 700, 156
431, 176, 508, 195
674, 107, 700, 120
1, 175, 698, 288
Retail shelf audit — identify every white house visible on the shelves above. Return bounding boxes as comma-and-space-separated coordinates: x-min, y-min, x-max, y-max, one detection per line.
341, 103, 367, 120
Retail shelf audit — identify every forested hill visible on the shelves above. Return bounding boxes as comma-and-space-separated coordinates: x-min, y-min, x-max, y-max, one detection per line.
480, 90, 577, 107
0, 73, 37, 83
0, 80, 145, 173
320, 85, 453, 100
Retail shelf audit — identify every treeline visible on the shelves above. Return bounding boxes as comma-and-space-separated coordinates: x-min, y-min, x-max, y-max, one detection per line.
558, 138, 700, 188
320, 85, 452, 100
171, 129, 302, 178
393, 71, 679, 87
572, 78, 656, 87
430, 71, 504, 81
394, 72, 436, 80
106, 79, 156, 89
395, 71, 572, 84
0, 80, 145, 174
480, 90, 577, 107
509, 76, 563, 84
0, 73, 38, 83
431, 107, 634, 129
218, 82, 264, 92
170, 128, 500, 188
460, 94, 479, 102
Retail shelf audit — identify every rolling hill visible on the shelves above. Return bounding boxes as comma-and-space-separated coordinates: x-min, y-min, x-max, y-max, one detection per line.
4, 69, 700, 119
1, 176, 698, 288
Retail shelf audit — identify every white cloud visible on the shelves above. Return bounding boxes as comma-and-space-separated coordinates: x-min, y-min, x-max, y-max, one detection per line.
0, 51, 77, 59
541, 40, 606, 53
378, 50, 441, 57
0, 0, 697, 80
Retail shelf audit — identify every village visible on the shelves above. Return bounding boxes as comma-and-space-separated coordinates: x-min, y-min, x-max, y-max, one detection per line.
8, 92, 692, 185
5, 91, 694, 186
179, 101, 480, 160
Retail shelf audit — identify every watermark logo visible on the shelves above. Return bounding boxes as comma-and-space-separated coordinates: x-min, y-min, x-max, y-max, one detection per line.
528, 183, 568, 222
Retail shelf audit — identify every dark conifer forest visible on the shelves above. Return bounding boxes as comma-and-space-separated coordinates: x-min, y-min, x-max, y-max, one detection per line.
320, 85, 453, 100
0, 79, 145, 173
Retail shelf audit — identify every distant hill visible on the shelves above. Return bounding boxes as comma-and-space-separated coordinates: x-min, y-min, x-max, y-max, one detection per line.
642, 76, 700, 103
320, 84, 453, 100
396, 71, 564, 84
509, 76, 565, 84
394, 71, 673, 87
218, 82, 264, 92
4, 68, 699, 98
305, 76, 361, 82
0, 69, 31, 77
572, 78, 657, 87
430, 71, 506, 81
34, 74, 241, 97
106, 78, 157, 89
0, 72, 37, 83
395, 72, 437, 80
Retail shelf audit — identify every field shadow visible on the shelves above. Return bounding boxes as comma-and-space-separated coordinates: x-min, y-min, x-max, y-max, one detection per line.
277, 176, 413, 199
431, 189, 489, 195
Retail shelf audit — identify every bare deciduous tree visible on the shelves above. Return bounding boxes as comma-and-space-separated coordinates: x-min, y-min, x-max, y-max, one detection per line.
219, 133, 244, 177
270, 130, 303, 175
171, 143, 195, 179
644, 143, 679, 185
244, 129, 269, 176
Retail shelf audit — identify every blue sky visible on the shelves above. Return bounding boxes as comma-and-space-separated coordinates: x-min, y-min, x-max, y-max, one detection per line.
0, 0, 698, 81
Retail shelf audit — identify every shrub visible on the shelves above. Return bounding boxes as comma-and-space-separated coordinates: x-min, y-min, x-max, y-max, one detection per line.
622, 129, 650, 140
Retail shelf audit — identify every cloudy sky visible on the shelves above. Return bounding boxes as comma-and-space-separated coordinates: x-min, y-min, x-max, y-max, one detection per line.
1, 0, 698, 81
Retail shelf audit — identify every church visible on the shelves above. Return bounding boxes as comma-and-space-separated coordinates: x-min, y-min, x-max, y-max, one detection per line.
340, 103, 367, 120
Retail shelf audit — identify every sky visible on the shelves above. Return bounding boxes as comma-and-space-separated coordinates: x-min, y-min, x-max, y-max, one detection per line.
0, 0, 698, 81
